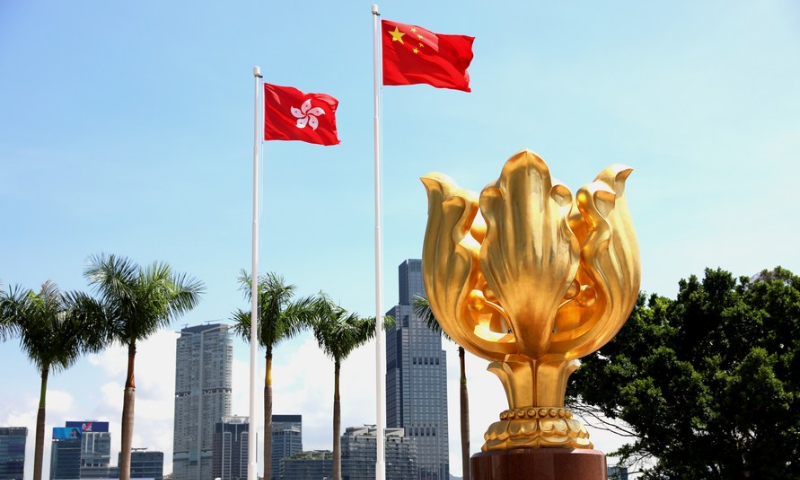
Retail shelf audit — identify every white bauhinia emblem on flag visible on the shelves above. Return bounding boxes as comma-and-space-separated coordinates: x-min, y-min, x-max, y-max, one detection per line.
291, 99, 326, 131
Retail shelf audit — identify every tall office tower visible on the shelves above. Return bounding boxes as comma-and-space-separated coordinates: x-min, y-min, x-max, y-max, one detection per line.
50, 421, 111, 480
122, 449, 164, 480
50, 435, 81, 480
279, 450, 332, 480
270, 415, 302, 480
340, 426, 417, 480
0, 427, 27, 480
173, 324, 233, 480
212, 416, 249, 480
385, 259, 449, 480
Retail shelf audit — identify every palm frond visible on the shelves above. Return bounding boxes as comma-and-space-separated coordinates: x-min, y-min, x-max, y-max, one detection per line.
412, 295, 451, 341
231, 271, 311, 350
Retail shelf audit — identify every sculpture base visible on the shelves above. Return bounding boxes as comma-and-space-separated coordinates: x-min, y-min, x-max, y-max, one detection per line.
471, 448, 607, 480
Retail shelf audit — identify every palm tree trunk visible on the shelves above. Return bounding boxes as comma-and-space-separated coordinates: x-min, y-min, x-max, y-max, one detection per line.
119, 342, 137, 480
333, 361, 341, 480
264, 351, 273, 480
33, 365, 49, 480
459, 346, 470, 480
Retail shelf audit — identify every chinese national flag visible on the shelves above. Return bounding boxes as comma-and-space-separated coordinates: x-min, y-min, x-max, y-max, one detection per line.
263, 83, 340, 146
382, 19, 474, 92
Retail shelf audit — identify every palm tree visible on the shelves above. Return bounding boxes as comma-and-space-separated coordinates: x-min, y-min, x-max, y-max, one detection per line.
413, 295, 471, 480
308, 296, 393, 480
84, 254, 204, 480
230, 271, 316, 480
0, 281, 107, 480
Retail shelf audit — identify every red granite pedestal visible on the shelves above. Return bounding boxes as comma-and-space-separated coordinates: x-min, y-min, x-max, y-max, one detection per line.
471, 448, 607, 480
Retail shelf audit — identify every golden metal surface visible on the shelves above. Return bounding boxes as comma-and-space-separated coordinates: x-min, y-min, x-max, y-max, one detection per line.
421, 150, 640, 451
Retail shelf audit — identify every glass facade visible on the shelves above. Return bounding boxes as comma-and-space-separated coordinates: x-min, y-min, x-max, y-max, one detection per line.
386, 259, 449, 480
280, 450, 331, 480
50, 421, 112, 480
0, 427, 26, 480
124, 450, 164, 480
212, 417, 249, 480
50, 438, 81, 480
270, 415, 302, 480
173, 324, 233, 480
340, 427, 417, 480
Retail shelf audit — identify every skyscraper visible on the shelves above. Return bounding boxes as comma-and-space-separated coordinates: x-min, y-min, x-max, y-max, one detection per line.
270, 415, 301, 479
385, 259, 449, 480
340, 426, 417, 480
173, 323, 233, 480
123, 449, 164, 480
212, 416, 249, 480
0, 427, 27, 480
50, 421, 111, 480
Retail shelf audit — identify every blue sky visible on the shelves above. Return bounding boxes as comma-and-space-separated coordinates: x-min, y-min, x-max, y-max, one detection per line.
1, 1, 799, 478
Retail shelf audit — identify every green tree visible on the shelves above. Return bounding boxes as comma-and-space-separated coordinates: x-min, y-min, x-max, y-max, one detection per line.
230, 271, 315, 480
413, 295, 471, 480
0, 282, 107, 480
84, 254, 204, 480
308, 296, 391, 480
567, 267, 800, 479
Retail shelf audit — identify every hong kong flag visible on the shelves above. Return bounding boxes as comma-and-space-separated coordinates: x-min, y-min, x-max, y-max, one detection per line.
263, 83, 340, 146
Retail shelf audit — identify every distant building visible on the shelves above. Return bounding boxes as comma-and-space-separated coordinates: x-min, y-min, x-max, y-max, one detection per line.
212, 416, 249, 480
120, 449, 164, 480
608, 466, 629, 480
0, 427, 27, 480
340, 426, 417, 480
172, 324, 233, 480
50, 421, 111, 480
271, 415, 301, 479
385, 259, 449, 479
280, 451, 332, 480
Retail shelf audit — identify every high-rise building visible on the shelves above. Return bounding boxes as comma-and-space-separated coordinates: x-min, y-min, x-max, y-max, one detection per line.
608, 466, 629, 480
121, 449, 164, 480
50, 421, 111, 480
212, 416, 249, 480
270, 415, 301, 479
279, 450, 332, 480
0, 427, 27, 480
340, 426, 417, 480
172, 324, 233, 480
385, 259, 449, 480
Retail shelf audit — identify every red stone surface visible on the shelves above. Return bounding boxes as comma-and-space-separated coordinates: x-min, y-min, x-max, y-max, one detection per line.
471, 448, 607, 480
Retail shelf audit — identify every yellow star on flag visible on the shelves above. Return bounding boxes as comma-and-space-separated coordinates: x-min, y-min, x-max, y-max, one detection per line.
413, 48, 419, 54
389, 27, 405, 44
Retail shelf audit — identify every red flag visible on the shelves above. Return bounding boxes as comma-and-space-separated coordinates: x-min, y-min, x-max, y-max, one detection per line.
263, 83, 340, 146
382, 19, 474, 92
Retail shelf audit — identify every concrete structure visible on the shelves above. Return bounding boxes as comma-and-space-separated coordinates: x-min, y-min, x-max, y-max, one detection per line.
172, 323, 233, 480
279, 451, 332, 480
270, 415, 301, 479
340, 426, 417, 480
385, 259, 449, 479
0, 427, 27, 480
212, 416, 249, 480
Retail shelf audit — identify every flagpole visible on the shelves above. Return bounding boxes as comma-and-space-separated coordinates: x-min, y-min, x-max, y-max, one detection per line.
371, 5, 386, 480
249, 65, 262, 480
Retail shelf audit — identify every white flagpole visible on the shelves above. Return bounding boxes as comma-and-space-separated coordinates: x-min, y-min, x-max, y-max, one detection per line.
371, 5, 386, 480
249, 65, 262, 480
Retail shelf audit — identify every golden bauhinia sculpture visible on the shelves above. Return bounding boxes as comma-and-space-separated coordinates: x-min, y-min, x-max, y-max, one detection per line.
421, 150, 640, 451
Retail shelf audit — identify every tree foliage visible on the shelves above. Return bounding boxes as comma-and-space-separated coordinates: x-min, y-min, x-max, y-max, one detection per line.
567, 267, 800, 479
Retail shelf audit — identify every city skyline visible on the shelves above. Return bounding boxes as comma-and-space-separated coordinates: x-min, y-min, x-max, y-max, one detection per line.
2, 2, 800, 480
